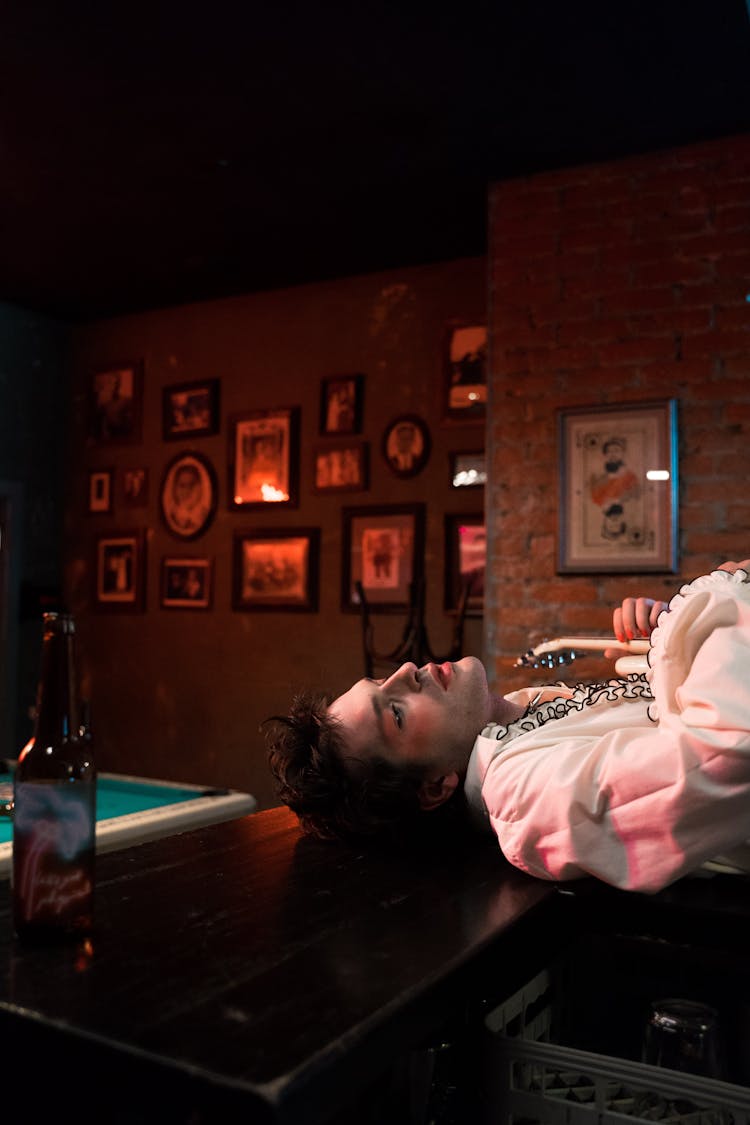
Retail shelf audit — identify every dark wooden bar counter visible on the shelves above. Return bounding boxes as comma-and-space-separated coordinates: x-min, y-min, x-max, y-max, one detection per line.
0, 806, 562, 1125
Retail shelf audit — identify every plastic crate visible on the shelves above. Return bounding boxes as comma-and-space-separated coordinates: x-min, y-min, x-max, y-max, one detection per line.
483, 968, 750, 1125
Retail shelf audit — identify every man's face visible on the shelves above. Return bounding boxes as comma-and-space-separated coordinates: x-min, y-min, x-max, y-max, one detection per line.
328, 657, 492, 776
174, 468, 200, 505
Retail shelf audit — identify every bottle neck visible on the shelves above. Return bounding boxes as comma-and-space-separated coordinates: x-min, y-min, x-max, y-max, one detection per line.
33, 615, 80, 748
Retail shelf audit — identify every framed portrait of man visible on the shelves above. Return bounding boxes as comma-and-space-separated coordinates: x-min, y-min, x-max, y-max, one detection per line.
160, 452, 218, 540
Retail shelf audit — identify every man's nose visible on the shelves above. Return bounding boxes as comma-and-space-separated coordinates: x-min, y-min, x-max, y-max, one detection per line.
388, 662, 419, 689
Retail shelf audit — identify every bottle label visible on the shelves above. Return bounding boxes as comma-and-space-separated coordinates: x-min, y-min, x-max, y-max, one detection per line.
13, 781, 95, 927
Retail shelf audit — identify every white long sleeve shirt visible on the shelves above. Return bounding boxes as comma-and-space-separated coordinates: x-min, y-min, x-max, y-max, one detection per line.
464, 567, 750, 892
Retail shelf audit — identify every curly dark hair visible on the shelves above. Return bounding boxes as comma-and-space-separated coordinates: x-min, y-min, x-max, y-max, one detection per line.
264, 690, 463, 845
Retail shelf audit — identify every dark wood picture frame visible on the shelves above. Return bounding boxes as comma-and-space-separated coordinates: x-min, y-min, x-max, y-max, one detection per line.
121, 467, 149, 509
444, 513, 485, 617
341, 503, 425, 613
89, 360, 144, 444
312, 440, 369, 494
94, 530, 146, 611
160, 451, 218, 541
88, 469, 113, 513
444, 323, 487, 422
381, 415, 431, 479
229, 407, 300, 510
557, 399, 679, 574
232, 528, 320, 612
319, 374, 364, 435
162, 378, 220, 441
161, 556, 213, 610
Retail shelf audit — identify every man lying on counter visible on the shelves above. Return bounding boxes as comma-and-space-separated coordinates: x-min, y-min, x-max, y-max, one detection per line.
265, 560, 750, 893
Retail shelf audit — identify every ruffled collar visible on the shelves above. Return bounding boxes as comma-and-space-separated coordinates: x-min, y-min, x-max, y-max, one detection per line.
482, 674, 654, 744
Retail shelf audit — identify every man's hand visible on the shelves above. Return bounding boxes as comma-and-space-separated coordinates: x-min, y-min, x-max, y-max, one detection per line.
607, 559, 749, 658
612, 597, 669, 643
717, 559, 750, 575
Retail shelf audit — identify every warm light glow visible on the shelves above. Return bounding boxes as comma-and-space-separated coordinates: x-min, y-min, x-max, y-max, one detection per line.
646, 470, 670, 481
453, 468, 488, 488
260, 482, 289, 502
467, 391, 479, 401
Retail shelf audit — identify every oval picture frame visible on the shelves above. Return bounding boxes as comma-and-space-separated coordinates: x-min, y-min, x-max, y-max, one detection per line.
382, 414, 431, 479
160, 451, 218, 541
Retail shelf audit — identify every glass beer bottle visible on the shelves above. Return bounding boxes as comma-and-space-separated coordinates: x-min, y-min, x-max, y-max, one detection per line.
12, 612, 96, 942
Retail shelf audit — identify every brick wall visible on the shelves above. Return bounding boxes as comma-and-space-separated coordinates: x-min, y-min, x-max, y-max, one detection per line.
486, 133, 750, 693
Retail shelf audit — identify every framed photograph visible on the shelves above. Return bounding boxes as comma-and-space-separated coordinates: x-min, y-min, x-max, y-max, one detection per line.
342, 504, 425, 613
159, 451, 218, 540
444, 323, 487, 421
229, 407, 300, 509
121, 467, 149, 509
232, 528, 319, 612
382, 415, 431, 479
558, 400, 679, 573
95, 532, 146, 611
89, 361, 143, 444
88, 469, 113, 513
313, 440, 369, 493
161, 557, 212, 610
450, 451, 487, 489
444, 514, 486, 616
320, 374, 364, 435
162, 378, 220, 440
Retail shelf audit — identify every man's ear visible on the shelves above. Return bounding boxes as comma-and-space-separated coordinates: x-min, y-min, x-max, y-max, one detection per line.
417, 770, 460, 811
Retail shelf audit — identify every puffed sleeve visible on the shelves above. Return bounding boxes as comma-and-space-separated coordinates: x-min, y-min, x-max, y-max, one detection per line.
482, 567, 750, 892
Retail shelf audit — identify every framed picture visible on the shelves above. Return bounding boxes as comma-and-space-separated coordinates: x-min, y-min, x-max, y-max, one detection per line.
162, 378, 220, 440
161, 557, 212, 610
89, 361, 143, 444
450, 451, 487, 489
342, 504, 425, 613
95, 532, 146, 611
229, 407, 300, 509
88, 469, 113, 513
121, 467, 149, 509
159, 451, 218, 540
382, 415, 431, 479
313, 440, 369, 493
320, 374, 364, 435
232, 528, 319, 612
444, 323, 487, 421
558, 400, 679, 574
444, 514, 485, 616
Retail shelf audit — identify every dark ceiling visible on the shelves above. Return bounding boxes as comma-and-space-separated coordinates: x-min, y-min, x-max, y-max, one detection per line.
3, 1, 750, 322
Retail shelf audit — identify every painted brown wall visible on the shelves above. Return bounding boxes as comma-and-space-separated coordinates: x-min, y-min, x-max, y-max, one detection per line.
486, 133, 750, 695
65, 258, 487, 809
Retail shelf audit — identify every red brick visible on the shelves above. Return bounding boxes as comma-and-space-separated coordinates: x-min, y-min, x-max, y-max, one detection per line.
636, 213, 713, 242
533, 298, 595, 324
597, 338, 677, 364
684, 531, 749, 555
674, 232, 750, 259
600, 289, 677, 314
678, 451, 718, 475
486, 135, 750, 681
711, 181, 750, 208
679, 280, 750, 307
725, 402, 750, 425
689, 378, 750, 403
638, 360, 710, 385
715, 307, 750, 331
715, 453, 750, 480
714, 204, 750, 232
727, 504, 750, 526
633, 259, 713, 287
723, 356, 750, 377
682, 330, 750, 358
